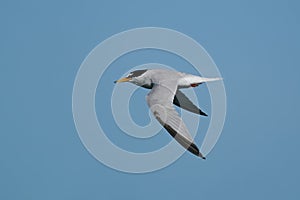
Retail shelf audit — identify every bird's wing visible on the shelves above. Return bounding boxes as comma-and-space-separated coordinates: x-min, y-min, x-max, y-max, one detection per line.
173, 90, 208, 116
146, 80, 205, 158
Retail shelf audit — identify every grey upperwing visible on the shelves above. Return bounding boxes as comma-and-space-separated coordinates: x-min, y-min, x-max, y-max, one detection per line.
173, 90, 208, 116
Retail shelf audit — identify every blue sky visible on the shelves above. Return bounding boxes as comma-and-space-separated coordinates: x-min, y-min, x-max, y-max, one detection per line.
1, 0, 300, 199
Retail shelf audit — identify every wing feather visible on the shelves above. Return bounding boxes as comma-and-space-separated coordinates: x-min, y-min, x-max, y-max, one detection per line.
173, 90, 208, 116
146, 81, 205, 159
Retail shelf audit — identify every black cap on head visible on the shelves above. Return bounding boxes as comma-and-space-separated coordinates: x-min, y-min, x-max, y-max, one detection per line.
127, 69, 147, 78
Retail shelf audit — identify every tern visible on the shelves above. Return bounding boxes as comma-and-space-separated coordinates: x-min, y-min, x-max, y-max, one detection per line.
114, 69, 222, 159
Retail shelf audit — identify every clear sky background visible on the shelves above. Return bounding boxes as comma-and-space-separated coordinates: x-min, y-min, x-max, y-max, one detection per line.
1, 0, 300, 199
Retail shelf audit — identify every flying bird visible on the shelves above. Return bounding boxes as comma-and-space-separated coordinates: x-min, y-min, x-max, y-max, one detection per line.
114, 69, 222, 159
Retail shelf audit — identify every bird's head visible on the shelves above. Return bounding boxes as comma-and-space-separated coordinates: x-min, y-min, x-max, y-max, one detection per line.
114, 69, 149, 85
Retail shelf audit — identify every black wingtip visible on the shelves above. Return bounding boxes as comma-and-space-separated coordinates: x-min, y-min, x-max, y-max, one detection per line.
199, 110, 208, 117
198, 152, 206, 159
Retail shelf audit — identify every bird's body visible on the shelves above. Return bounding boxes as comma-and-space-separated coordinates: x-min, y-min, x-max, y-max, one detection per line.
115, 68, 222, 159
126, 68, 220, 89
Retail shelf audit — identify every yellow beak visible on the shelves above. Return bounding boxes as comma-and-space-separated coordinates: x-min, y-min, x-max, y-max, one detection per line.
114, 77, 131, 83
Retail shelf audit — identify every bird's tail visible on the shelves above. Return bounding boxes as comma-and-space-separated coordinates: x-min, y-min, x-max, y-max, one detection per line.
200, 77, 223, 83
187, 75, 223, 85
